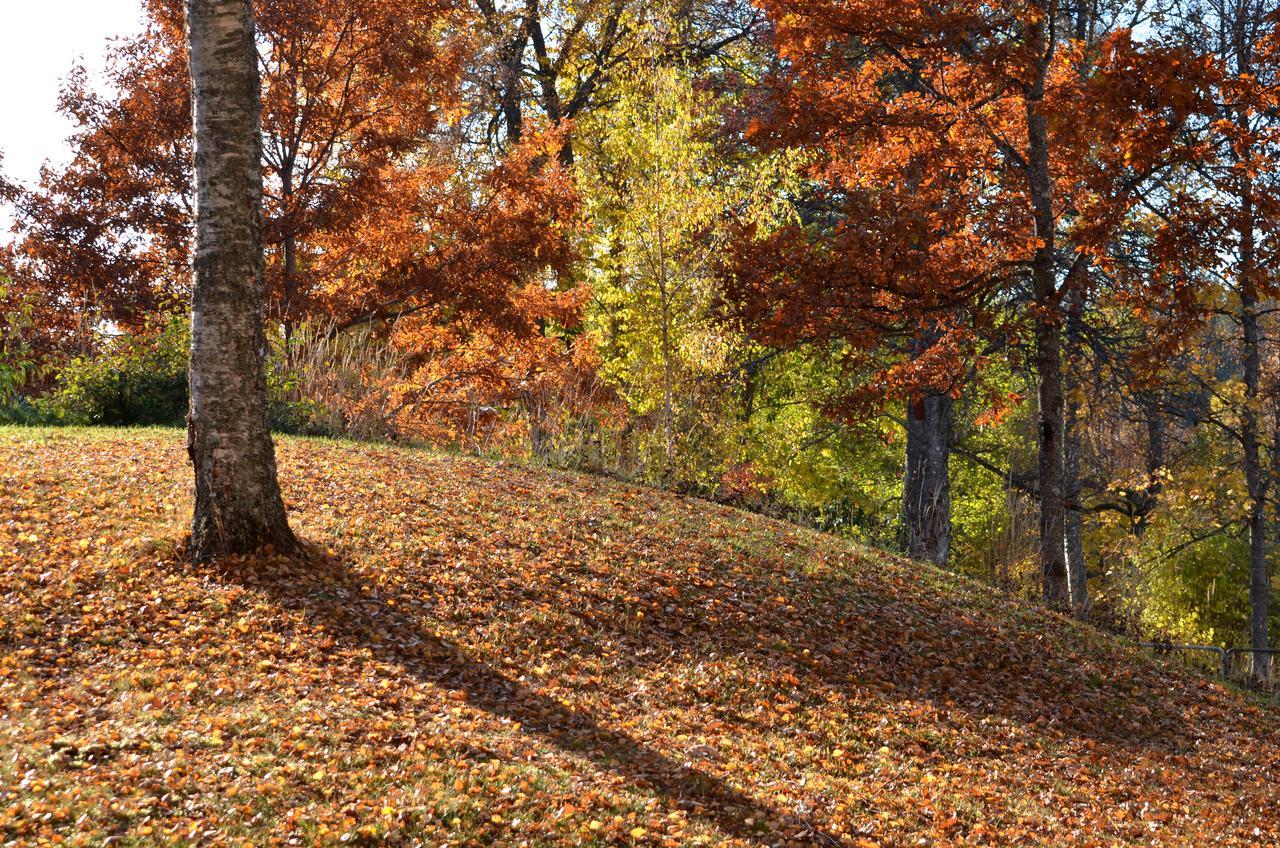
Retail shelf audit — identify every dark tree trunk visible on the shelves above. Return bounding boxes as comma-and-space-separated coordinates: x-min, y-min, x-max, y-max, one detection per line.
903, 391, 953, 566
1024, 10, 1070, 609
1135, 391, 1165, 541
1063, 397, 1087, 613
1241, 279, 1270, 680
280, 164, 297, 349
1063, 289, 1088, 614
474, 0, 527, 146
526, 2, 575, 165
186, 0, 298, 561
1033, 306, 1069, 609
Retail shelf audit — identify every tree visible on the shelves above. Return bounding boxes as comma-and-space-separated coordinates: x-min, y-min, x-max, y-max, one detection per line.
8, 0, 582, 445
732, 0, 1201, 603
579, 46, 727, 474
902, 335, 955, 567
1129, 0, 1280, 675
576, 8, 799, 486
185, 0, 298, 560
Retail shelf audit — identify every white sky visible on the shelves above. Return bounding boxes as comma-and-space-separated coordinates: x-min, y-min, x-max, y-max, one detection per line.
0, 0, 146, 189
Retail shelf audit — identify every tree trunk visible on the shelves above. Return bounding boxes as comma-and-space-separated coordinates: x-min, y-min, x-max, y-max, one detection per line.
1063, 289, 1089, 614
1024, 11, 1070, 608
1063, 400, 1087, 613
1135, 391, 1165, 541
656, 214, 674, 475
475, 0, 527, 146
903, 390, 952, 566
186, 0, 298, 561
1241, 282, 1270, 681
280, 163, 297, 350
1033, 311, 1069, 609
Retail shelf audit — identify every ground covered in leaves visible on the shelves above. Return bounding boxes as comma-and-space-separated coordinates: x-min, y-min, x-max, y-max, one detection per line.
2, 427, 1279, 847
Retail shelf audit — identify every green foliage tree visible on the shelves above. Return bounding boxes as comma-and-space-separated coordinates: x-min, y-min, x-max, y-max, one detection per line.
579, 49, 725, 478
577, 20, 800, 487
0, 280, 41, 409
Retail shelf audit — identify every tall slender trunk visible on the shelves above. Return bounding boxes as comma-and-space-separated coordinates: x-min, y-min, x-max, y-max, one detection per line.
1223, 8, 1271, 681
1063, 289, 1088, 614
1024, 8, 1070, 608
655, 190, 674, 475
1063, 392, 1086, 611
1241, 266, 1270, 680
280, 163, 297, 350
186, 0, 298, 561
658, 266, 674, 474
903, 389, 952, 566
1136, 391, 1165, 541
1270, 379, 1280, 675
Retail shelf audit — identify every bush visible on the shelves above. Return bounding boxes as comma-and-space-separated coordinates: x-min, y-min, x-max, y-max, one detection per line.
265, 321, 403, 440
41, 316, 189, 427
0, 280, 44, 409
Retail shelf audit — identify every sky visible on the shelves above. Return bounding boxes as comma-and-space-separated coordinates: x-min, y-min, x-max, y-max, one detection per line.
0, 0, 146, 189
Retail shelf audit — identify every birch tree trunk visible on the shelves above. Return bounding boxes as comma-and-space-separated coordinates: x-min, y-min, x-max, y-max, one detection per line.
185, 0, 298, 561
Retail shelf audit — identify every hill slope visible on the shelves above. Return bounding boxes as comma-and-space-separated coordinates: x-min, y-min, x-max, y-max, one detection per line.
1, 427, 1278, 847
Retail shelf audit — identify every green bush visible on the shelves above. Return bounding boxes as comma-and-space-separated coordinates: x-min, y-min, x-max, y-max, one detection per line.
42, 316, 190, 427
267, 394, 343, 437
0, 281, 43, 409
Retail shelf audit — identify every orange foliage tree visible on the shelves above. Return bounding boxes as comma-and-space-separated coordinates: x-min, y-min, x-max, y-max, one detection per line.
8, 0, 594, 447
727, 0, 1206, 605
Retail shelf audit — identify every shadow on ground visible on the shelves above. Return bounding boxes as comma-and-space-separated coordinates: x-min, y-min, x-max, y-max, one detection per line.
199, 547, 845, 846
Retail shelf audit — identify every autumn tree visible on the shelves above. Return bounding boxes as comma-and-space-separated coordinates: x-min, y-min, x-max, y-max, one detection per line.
1135, 0, 1280, 675
580, 45, 729, 473
11, 0, 474, 333
8, 13, 193, 336
731, 0, 1202, 600
7, 0, 582, 444
184, 0, 297, 560
572, 5, 802, 485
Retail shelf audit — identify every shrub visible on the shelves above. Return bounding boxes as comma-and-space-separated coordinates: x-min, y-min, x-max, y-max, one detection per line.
0, 281, 43, 410
42, 316, 189, 426
266, 321, 404, 439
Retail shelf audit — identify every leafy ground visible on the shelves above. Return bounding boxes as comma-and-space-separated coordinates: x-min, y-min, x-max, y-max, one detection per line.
2, 427, 1278, 848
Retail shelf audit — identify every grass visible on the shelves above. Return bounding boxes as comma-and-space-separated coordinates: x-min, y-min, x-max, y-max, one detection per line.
1, 426, 1278, 847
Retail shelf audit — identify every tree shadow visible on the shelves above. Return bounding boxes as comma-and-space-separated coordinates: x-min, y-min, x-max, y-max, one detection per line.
201, 547, 845, 847
264, 440, 1242, 759
472, 510, 1226, 756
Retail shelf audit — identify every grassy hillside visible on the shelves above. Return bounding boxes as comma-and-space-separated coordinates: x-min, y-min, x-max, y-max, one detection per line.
1, 427, 1278, 847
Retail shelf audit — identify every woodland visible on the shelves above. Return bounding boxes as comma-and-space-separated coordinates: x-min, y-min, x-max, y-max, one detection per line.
5, 0, 1280, 840
7, 0, 1280, 655
6, 0, 1280, 665
3, 0, 1280, 842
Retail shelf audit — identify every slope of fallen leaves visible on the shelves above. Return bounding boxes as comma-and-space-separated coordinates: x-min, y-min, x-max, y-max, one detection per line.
1, 427, 1278, 848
